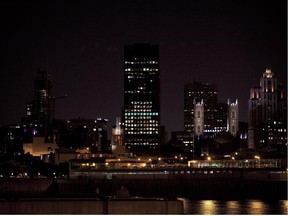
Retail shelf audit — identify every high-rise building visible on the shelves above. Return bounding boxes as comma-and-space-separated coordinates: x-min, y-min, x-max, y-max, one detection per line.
33, 68, 53, 135
215, 103, 228, 131
21, 68, 53, 140
123, 43, 160, 151
248, 69, 287, 148
184, 82, 218, 133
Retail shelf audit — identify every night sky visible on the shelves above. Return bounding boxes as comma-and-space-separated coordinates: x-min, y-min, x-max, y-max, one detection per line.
0, 0, 286, 138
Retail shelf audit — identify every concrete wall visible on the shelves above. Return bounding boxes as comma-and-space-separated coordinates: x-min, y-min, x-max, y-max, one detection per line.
108, 199, 183, 214
0, 199, 183, 214
0, 199, 103, 214
0, 179, 53, 193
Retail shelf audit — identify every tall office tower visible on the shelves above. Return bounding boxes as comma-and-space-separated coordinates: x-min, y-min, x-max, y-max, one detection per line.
215, 103, 228, 131
248, 69, 287, 149
124, 43, 160, 151
33, 68, 53, 136
227, 99, 239, 136
184, 82, 218, 133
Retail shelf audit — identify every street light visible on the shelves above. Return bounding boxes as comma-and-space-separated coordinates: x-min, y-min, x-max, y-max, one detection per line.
254, 155, 261, 168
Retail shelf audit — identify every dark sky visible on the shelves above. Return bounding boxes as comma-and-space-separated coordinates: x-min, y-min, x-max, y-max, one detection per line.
0, 0, 286, 138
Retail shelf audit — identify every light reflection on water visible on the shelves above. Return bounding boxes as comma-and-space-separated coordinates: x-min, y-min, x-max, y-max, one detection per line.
178, 198, 288, 215
225, 200, 240, 215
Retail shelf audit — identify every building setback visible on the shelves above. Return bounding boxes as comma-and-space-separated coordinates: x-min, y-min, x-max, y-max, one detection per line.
123, 44, 160, 151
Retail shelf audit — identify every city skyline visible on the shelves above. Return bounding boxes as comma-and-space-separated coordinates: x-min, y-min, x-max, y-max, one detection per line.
0, 0, 286, 136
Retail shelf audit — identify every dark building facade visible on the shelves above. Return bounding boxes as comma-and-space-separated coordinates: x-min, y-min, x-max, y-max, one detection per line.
33, 68, 53, 136
123, 43, 160, 151
184, 82, 218, 133
53, 118, 109, 152
21, 68, 53, 141
248, 69, 287, 149
171, 131, 194, 155
0, 125, 22, 156
184, 81, 239, 157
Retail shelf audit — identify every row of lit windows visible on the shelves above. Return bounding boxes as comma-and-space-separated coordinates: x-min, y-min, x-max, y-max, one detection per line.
131, 101, 152, 105
125, 90, 156, 94
125, 61, 158, 64
125, 116, 155, 120
127, 75, 145, 79
266, 129, 287, 132
188, 92, 217, 97
127, 125, 151, 129
125, 68, 158, 72
125, 112, 158, 116
204, 129, 224, 133
125, 119, 157, 123
125, 71, 158, 76
125, 121, 158, 126
214, 127, 227, 130
125, 123, 158, 127
126, 78, 156, 83
130, 105, 153, 109
125, 127, 158, 131
126, 143, 158, 146
126, 131, 159, 135
125, 121, 158, 127
126, 109, 152, 112
126, 74, 157, 78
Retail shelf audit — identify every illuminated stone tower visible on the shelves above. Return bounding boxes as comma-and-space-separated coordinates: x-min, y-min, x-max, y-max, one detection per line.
227, 99, 239, 136
194, 100, 204, 137
123, 43, 160, 151
112, 117, 124, 146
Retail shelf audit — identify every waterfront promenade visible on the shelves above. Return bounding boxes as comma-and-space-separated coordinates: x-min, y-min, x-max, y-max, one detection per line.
0, 168, 286, 200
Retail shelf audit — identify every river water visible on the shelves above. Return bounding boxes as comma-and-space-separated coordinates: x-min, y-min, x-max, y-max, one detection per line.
179, 198, 288, 215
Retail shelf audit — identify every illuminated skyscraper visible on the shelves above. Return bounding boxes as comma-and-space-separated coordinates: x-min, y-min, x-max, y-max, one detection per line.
248, 69, 287, 148
124, 44, 160, 151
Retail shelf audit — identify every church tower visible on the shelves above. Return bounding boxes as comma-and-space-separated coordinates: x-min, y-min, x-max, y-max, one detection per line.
227, 99, 239, 136
194, 99, 204, 137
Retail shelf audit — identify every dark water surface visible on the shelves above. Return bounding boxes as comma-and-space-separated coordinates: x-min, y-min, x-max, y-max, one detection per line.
179, 198, 288, 215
